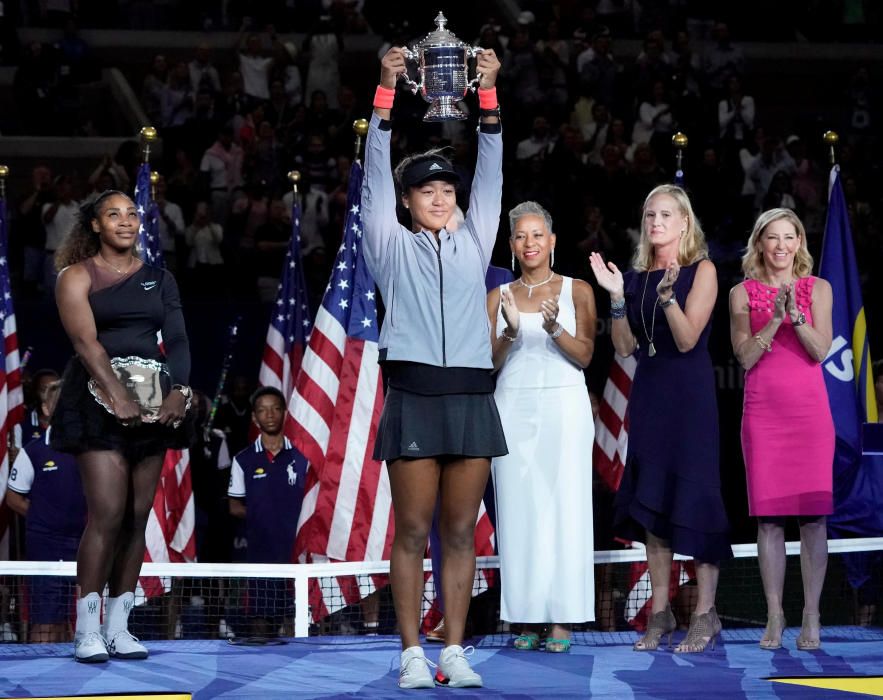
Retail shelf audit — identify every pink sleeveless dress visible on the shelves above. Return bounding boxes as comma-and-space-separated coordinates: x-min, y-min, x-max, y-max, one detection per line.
741, 277, 834, 516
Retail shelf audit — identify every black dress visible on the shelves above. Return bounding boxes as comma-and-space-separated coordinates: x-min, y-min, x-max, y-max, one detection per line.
613, 262, 731, 562
51, 259, 192, 465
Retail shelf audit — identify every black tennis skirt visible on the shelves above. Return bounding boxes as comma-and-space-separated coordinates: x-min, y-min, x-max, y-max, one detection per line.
373, 387, 508, 462
50, 356, 192, 465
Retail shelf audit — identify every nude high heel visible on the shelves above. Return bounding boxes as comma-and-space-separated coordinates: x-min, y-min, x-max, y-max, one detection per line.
633, 605, 676, 651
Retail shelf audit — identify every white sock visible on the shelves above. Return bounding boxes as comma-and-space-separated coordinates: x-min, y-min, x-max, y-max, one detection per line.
104, 592, 135, 638
75, 592, 102, 637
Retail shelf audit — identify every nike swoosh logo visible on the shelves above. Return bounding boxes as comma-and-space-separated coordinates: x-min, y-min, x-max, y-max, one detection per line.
141, 281, 158, 291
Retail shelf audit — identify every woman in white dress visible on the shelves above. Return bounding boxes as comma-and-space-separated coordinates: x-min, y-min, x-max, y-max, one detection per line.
487, 201, 597, 652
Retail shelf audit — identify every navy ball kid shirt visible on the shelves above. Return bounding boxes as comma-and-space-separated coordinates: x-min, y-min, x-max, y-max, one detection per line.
227, 436, 308, 564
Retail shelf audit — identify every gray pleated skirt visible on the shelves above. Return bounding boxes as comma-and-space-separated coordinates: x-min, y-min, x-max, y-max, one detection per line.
373, 387, 508, 462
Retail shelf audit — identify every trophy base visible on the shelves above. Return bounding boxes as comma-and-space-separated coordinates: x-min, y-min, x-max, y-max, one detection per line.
423, 96, 468, 122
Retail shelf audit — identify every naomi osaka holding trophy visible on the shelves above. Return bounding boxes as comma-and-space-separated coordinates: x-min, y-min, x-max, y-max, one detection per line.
51, 190, 192, 663
362, 13, 504, 690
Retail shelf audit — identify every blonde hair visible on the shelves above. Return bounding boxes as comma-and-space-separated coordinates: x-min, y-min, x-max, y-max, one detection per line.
741, 208, 813, 279
632, 184, 708, 272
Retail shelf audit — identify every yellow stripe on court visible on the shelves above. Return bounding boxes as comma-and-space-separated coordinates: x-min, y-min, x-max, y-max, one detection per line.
771, 677, 883, 696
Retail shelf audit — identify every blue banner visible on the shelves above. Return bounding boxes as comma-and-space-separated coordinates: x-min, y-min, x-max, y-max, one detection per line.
820, 165, 879, 536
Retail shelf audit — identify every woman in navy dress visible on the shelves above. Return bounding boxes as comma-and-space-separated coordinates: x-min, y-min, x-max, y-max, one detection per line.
590, 184, 731, 653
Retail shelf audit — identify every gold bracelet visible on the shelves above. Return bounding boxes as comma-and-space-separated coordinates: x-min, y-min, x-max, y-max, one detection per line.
753, 334, 772, 353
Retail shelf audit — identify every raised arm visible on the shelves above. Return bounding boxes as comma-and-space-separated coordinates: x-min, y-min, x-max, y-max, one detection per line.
464, 50, 503, 268
589, 252, 637, 357
55, 265, 140, 423
361, 48, 406, 283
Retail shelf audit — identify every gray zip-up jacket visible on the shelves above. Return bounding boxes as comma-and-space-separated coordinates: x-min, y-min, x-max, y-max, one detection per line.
361, 113, 503, 369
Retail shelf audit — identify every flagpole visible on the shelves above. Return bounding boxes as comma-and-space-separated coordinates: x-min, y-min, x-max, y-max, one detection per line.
823, 130, 839, 167
0, 164, 7, 200
353, 119, 369, 161
672, 131, 688, 185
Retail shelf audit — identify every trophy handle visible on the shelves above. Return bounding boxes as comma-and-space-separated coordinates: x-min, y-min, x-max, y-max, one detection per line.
399, 46, 422, 94
466, 45, 484, 92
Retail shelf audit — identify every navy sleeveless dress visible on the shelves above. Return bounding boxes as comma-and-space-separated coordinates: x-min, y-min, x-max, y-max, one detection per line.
613, 262, 731, 562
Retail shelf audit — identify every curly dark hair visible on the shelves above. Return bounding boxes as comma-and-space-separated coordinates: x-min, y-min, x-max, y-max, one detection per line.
54, 189, 136, 271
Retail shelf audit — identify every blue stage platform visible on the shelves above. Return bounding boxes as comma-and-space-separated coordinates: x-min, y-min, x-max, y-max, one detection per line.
1, 627, 882, 699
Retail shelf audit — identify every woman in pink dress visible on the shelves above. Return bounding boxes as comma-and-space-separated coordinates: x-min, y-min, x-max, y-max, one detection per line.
729, 208, 834, 651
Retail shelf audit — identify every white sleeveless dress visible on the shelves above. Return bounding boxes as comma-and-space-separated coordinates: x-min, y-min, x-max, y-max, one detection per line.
492, 276, 595, 623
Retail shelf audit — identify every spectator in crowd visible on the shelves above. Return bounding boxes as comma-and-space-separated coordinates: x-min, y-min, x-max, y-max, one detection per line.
237, 23, 278, 102
747, 135, 796, 215
489, 201, 597, 654
515, 116, 553, 161
199, 125, 244, 225
188, 43, 221, 96
185, 201, 225, 299
304, 15, 343, 109
214, 375, 256, 456
703, 21, 745, 95
17, 165, 54, 298
590, 185, 731, 654
41, 174, 79, 295
86, 154, 130, 195
264, 79, 298, 141
578, 31, 621, 112
215, 71, 251, 134
632, 79, 675, 165
729, 208, 834, 650
227, 387, 307, 637
5, 378, 87, 643
161, 61, 195, 163
718, 76, 755, 146
271, 41, 303, 108
253, 197, 291, 303
141, 53, 168, 127
154, 174, 186, 273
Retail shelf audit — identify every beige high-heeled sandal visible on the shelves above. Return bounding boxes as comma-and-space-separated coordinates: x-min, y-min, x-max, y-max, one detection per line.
759, 612, 786, 650
796, 612, 822, 651
633, 605, 676, 651
675, 607, 722, 653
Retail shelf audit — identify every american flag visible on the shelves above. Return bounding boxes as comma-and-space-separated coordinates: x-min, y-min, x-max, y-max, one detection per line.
132, 163, 195, 600
0, 190, 24, 559
258, 196, 312, 399
289, 160, 392, 621
134, 162, 163, 267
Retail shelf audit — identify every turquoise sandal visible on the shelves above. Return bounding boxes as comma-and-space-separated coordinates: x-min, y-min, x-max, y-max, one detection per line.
513, 632, 540, 650
544, 637, 572, 653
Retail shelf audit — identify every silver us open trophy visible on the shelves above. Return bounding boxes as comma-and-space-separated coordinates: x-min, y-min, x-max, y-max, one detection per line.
400, 12, 483, 121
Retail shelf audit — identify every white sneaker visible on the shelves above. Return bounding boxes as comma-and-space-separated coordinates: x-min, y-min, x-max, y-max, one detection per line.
107, 630, 148, 659
74, 631, 109, 663
399, 646, 435, 689
436, 645, 482, 688
1, 622, 18, 642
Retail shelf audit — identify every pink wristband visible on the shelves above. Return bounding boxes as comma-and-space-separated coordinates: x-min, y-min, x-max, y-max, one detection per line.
478, 87, 498, 110
373, 85, 395, 109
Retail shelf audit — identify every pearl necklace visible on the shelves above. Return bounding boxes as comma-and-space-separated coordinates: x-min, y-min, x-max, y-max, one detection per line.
98, 253, 135, 276
517, 271, 555, 298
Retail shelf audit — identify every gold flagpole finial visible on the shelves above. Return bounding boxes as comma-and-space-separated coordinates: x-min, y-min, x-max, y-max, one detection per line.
150, 171, 160, 200
287, 170, 301, 197
672, 132, 688, 181
823, 130, 839, 167
0, 165, 8, 200
353, 119, 370, 160
140, 126, 158, 163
